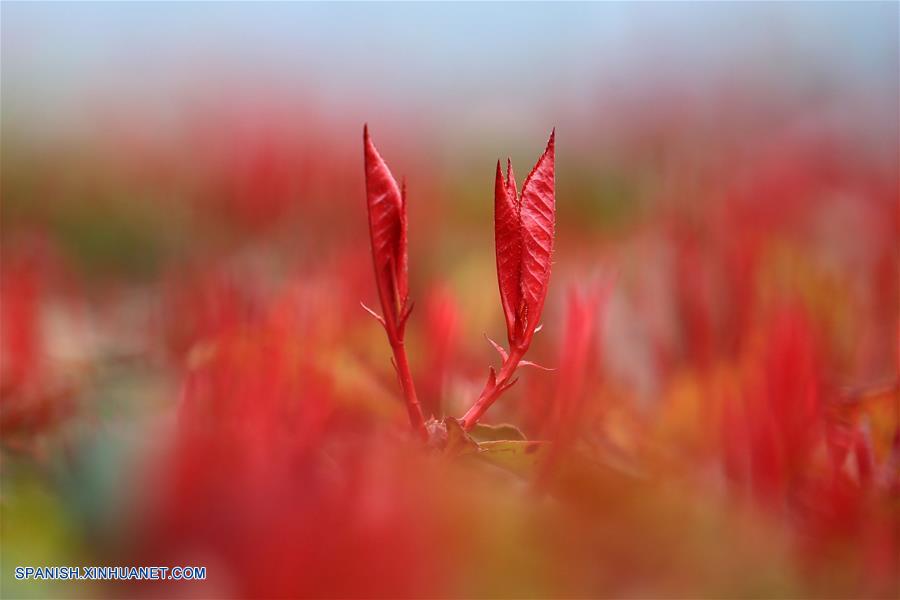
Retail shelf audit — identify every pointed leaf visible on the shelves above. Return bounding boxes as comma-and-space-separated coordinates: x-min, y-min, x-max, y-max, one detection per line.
494, 159, 522, 342
518, 129, 555, 337
364, 125, 408, 324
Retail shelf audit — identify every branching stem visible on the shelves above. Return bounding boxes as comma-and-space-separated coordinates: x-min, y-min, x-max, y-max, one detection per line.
460, 346, 525, 431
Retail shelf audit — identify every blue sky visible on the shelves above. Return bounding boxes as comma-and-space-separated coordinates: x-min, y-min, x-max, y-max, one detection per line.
3, 2, 897, 134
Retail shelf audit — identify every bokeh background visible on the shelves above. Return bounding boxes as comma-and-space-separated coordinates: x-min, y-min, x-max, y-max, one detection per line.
2, 2, 898, 598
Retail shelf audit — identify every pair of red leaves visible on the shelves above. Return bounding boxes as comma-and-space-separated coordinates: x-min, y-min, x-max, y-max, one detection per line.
363, 125, 555, 436
494, 131, 556, 352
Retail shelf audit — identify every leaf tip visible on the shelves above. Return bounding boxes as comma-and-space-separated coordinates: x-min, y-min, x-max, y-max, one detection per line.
505, 157, 516, 194
543, 129, 555, 162
363, 124, 376, 160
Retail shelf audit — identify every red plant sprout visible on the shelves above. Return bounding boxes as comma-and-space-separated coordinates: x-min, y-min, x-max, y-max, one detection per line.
362, 125, 427, 440
361, 128, 556, 436
460, 130, 556, 431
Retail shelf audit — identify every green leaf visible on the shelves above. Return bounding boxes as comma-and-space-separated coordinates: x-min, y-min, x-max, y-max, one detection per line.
468, 422, 527, 443
443, 419, 552, 478
475, 440, 551, 476
443, 417, 478, 456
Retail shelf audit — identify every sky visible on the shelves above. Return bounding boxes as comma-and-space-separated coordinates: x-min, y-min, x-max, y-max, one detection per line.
2, 2, 898, 137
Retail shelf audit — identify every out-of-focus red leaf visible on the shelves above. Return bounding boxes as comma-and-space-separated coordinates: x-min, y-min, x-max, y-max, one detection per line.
422, 286, 460, 417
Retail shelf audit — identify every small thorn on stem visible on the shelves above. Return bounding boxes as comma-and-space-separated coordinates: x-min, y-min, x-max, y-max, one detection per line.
519, 360, 555, 371
487, 365, 497, 387
400, 300, 415, 325
360, 301, 386, 326
484, 334, 509, 362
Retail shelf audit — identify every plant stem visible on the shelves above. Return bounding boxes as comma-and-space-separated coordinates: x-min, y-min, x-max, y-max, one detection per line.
460, 347, 524, 431
390, 338, 428, 441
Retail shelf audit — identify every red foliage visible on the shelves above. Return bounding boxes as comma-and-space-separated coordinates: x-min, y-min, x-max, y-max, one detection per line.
421, 286, 461, 418
460, 131, 557, 431
137, 299, 450, 598
363, 126, 411, 339
0, 238, 77, 444
723, 308, 823, 507
495, 130, 556, 352
362, 126, 426, 438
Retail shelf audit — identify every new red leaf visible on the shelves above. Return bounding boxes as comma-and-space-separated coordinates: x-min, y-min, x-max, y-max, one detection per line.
361, 125, 426, 439
364, 125, 408, 332
518, 129, 555, 340
493, 130, 555, 350
495, 158, 522, 342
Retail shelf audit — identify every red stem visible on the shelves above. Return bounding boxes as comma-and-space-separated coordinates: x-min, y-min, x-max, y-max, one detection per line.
460, 346, 525, 431
390, 338, 428, 441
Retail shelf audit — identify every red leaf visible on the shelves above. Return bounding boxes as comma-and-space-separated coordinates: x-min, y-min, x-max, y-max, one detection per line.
361, 126, 425, 438
495, 159, 521, 342
518, 129, 555, 339
493, 130, 555, 349
364, 125, 408, 331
